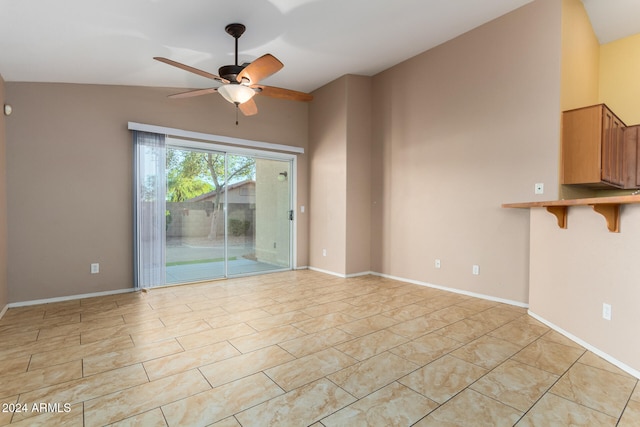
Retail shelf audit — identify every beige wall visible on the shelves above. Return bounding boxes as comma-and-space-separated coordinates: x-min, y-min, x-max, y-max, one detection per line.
308, 77, 348, 274
0, 75, 7, 312
5, 83, 308, 302
370, 0, 562, 303
345, 76, 372, 275
529, 206, 640, 373
309, 75, 373, 276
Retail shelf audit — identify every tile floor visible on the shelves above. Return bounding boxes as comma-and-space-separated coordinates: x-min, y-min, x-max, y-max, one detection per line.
0, 270, 638, 426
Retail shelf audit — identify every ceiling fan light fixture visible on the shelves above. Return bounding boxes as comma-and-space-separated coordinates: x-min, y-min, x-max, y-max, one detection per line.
217, 84, 256, 105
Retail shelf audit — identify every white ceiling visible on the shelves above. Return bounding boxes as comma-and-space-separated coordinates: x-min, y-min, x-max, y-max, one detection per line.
0, 0, 638, 94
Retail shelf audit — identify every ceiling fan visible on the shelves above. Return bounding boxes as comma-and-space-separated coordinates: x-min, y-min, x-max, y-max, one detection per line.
154, 23, 313, 118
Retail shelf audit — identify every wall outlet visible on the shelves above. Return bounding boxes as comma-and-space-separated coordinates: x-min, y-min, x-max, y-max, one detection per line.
602, 303, 612, 320
322, 249, 327, 257
472, 264, 480, 275
300, 206, 305, 213
534, 183, 544, 194
91, 263, 100, 274
435, 259, 441, 269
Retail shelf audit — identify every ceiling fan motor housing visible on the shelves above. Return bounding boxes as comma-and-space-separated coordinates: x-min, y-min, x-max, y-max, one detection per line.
218, 64, 246, 83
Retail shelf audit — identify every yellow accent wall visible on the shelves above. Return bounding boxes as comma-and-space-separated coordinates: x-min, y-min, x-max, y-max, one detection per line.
599, 33, 640, 124
560, 0, 599, 111
559, 0, 600, 198
559, 0, 640, 124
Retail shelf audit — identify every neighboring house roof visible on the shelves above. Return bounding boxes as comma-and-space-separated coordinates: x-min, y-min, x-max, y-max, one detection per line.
186, 180, 255, 203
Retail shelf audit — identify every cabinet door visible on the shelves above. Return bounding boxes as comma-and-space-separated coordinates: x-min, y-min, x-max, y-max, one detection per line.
622, 125, 639, 189
626, 126, 640, 188
601, 108, 625, 187
637, 129, 640, 187
561, 105, 603, 185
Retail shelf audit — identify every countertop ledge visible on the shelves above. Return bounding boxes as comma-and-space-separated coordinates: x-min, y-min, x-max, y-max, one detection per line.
502, 195, 640, 232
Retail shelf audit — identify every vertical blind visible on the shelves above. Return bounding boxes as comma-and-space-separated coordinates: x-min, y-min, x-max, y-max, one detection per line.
133, 131, 166, 288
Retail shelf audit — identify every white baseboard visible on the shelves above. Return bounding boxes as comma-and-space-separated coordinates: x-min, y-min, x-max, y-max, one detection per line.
528, 311, 640, 380
7, 288, 136, 308
371, 272, 529, 308
305, 268, 528, 308
346, 271, 374, 278
307, 267, 374, 279
0, 304, 8, 320
308, 266, 347, 278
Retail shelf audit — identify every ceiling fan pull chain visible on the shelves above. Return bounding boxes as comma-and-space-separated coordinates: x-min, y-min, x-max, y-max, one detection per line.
235, 104, 239, 126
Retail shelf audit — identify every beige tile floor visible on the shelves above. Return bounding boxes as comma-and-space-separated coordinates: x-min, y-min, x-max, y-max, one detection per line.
0, 270, 638, 426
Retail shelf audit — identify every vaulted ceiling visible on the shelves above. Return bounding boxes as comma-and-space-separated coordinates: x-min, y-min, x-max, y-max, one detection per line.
0, 0, 638, 93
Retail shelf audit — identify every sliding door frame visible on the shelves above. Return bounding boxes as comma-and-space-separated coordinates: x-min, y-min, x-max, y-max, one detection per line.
166, 137, 298, 276
130, 122, 302, 284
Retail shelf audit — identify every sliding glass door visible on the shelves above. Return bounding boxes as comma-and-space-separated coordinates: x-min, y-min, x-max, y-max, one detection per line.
164, 147, 227, 283
164, 143, 292, 284
227, 156, 292, 276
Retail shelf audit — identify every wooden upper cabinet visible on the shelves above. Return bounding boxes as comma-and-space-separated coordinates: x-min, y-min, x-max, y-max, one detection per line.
561, 104, 605, 185
626, 125, 640, 188
561, 104, 639, 189
601, 106, 626, 187
637, 127, 640, 188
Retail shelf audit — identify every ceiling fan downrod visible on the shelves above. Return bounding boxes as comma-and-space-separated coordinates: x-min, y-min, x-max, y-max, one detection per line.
218, 23, 247, 83
225, 23, 246, 67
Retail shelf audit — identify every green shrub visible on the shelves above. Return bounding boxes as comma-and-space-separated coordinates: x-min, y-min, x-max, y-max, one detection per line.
229, 219, 251, 236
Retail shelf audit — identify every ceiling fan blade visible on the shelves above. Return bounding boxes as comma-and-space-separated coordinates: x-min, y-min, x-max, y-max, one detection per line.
254, 85, 313, 102
154, 57, 229, 83
167, 88, 218, 99
237, 54, 283, 85
238, 98, 258, 116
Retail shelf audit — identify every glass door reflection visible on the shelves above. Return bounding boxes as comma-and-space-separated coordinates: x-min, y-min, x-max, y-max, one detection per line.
165, 146, 292, 283
227, 156, 292, 276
